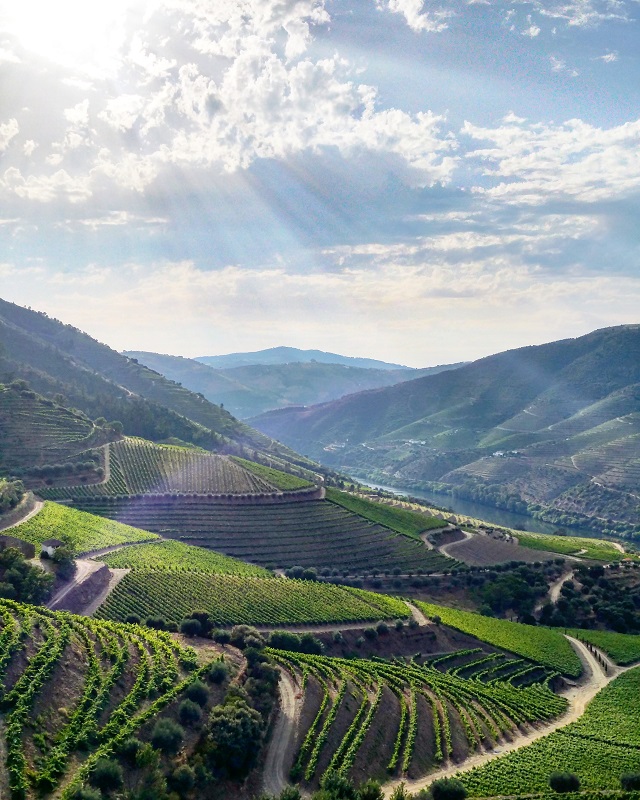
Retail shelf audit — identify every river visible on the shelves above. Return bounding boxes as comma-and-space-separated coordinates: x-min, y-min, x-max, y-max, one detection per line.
360, 480, 600, 539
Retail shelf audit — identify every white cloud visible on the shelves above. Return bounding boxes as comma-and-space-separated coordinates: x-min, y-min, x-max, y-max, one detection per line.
1, 166, 92, 203
464, 116, 640, 204
596, 51, 619, 62
0, 119, 19, 151
379, 0, 452, 32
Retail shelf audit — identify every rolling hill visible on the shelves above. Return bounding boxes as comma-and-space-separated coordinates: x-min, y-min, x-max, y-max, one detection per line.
251, 326, 640, 538
124, 350, 464, 419
194, 346, 411, 370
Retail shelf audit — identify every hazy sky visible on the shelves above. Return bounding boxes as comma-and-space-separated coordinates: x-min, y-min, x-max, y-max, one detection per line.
1, 0, 639, 367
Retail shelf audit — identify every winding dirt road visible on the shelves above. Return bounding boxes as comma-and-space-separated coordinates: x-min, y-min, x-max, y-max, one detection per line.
535, 569, 575, 613
46, 559, 104, 610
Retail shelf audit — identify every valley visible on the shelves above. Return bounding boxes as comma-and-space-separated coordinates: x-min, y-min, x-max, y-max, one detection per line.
0, 302, 639, 800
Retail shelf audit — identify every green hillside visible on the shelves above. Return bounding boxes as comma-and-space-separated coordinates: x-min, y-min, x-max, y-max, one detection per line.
95, 573, 410, 625
416, 600, 582, 676
71, 496, 455, 573
12, 501, 157, 555
461, 667, 640, 796
252, 326, 640, 538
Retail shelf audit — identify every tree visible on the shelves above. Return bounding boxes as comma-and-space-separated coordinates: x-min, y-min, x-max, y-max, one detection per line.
357, 780, 384, 800
89, 758, 123, 792
186, 679, 209, 707
206, 699, 263, 777
549, 773, 580, 793
389, 784, 413, 800
178, 698, 202, 725
179, 617, 202, 637
431, 777, 467, 800
150, 718, 184, 754
621, 774, 640, 791
320, 769, 357, 799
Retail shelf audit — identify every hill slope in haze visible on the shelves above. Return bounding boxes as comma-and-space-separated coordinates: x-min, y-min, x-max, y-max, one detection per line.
0, 298, 308, 469
125, 350, 463, 418
251, 326, 640, 537
195, 345, 410, 370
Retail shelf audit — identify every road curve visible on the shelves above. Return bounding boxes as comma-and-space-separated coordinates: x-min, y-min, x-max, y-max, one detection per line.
382, 634, 627, 798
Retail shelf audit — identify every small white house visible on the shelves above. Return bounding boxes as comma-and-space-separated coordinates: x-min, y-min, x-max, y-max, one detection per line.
41, 538, 65, 558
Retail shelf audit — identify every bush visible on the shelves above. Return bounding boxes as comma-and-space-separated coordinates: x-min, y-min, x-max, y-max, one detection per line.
89, 757, 123, 791
186, 679, 209, 707
178, 698, 202, 725
357, 779, 384, 800
145, 616, 166, 630
125, 614, 141, 624
170, 764, 195, 793
549, 772, 580, 793
621, 774, 640, 791
321, 768, 356, 799
179, 618, 202, 637
150, 718, 184, 754
117, 736, 143, 765
431, 778, 467, 800
212, 628, 231, 645
209, 661, 228, 684
70, 789, 103, 800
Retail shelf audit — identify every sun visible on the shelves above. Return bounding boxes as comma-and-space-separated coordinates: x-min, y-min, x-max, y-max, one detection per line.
1, 0, 140, 72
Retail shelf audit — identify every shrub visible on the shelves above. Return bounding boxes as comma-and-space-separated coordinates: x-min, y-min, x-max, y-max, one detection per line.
179, 618, 202, 637
209, 661, 228, 684
549, 772, 580, 793
170, 764, 195, 793
150, 718, 184, 754
89, 757, 124, 791
357, 779, 384, 800
621, 774, 640, 791
431, 777, 467, 800
117, 736, 143, 765
125, 614, 141, 624
186, 679, 209, 707
178, 699, 202, 725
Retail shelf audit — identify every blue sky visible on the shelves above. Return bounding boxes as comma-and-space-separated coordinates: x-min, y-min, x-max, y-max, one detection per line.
0, 0, 638, 366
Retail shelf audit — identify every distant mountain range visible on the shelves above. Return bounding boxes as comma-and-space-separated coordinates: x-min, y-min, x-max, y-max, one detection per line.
124, 350, 464, 419
251, 326, 640, 538
194, 346, 410, 370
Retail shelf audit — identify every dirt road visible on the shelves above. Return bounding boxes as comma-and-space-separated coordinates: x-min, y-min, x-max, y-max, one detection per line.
438, 529, 473, 558
0, 498, 44, 531
261, 668, 303, 796
47, 559, 104, 610
535, 569, 574, 613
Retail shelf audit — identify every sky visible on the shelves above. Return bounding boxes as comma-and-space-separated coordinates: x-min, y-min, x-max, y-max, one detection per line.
0, 0, 639, 368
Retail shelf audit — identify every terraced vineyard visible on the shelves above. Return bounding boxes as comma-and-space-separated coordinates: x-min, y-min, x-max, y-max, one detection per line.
230, 456, 313, 490
269, 649, 567, 786
0, 384, 103, 472
70, 496, 454, 573
514, 530, 627, 561
415, 601, 582, 677
11, 501, 157, 555
99, 539, 270, 577
38, 438, 284, 499
570, 629, 640, 665
326, 488, 447, 540
94, 573, 410, 626
0, 598, 217, 799
461, 666, 640, 796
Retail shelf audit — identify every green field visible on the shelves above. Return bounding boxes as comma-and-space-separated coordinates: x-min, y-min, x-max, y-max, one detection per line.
515, 530, 627, 561
270, 649, 567, 784
39, 438, 280, 499
569, 629, 640, 665
461, 667, 640, 796
416, 601, 582, 677
70, 496, 454, 574
11, 501, 157, 555
95, 573, 410, 626
326, 488, 447, 540
231, 456, 313, 490
0, 599, 210, 799
99, 539, 270, 577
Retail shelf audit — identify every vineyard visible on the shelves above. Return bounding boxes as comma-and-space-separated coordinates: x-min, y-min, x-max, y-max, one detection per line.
325, 488, 447, 540
38, 438, 287, 499
0, 598, 221, 799
0, 384, 103, 472
99, 538, 270, 576
11, 501, 157, 555
94, 573, 411, 626
569, 629, 640, 665
415, 601, 583, 677
269, 649, 567, 787
461, 666, 640, 796
514, 530, 626, 561
69, 496, 455, 573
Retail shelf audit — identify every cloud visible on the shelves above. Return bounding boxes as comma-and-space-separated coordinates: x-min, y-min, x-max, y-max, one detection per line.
596, 51, 619, 62
0, 119, 19, 151
378, 0, 452, 32
463, 116, 640, 204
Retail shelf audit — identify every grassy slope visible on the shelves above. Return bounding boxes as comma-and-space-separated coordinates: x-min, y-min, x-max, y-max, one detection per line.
95, 573, 411, 625
515, 530, 628, 561
461, 667, 640, 796
415, 600, 582, 677
13, 501, 157, 554
231, 456, 313, 490
326, 488, 448, 541
100, 539, 270, 577
569, 629, 640, 665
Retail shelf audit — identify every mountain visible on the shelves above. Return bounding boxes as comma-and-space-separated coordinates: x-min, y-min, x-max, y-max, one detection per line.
124, 350, 464, 418
251, 326, 640, 538
194, 346, 410, 370
0, 298, 308, 469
